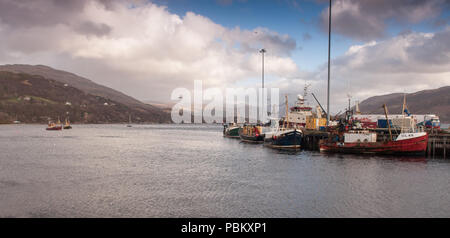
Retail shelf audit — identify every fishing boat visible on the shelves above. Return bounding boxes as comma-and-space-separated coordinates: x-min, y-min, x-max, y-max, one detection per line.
319, 130, 428, 155
286, 84, 313, 128
46, 119, 62, 131
265, 95, 302, 149
422, 115, 441, 129
223, 123, 240, 138
63, 118, 72, 129
266, 129, 303, 149
239, 124, 264, 143
13, 115, 20, 124
319, 103, 428, 155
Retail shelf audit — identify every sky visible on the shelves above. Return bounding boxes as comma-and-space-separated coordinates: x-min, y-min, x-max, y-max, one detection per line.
0, 0, 449, 114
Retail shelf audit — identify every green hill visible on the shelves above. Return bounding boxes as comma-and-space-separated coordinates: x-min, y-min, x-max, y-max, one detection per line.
0, 70, 171, 124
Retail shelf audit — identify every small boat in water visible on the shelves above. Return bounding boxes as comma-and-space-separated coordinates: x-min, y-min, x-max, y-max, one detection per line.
223, 123, 240, 138
239, 124, 264, 143
13, 115, 20, 124
46, 120, 62, 131
127, 114, 132, 127
63, 118, 72, 129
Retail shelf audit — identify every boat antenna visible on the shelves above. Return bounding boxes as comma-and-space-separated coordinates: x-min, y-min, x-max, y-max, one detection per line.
401, 94, 406, 132
285, 95, 289, 129
326, 0, 332, 126
383, 104, 393, 141
346, 93, 352, 122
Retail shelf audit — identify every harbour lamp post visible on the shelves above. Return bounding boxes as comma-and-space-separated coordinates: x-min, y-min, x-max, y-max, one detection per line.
326, 0, 332, 126
259, 48, 266, 124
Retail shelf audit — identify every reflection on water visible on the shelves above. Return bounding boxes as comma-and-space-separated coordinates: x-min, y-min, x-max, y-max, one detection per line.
0, 124, 449, 218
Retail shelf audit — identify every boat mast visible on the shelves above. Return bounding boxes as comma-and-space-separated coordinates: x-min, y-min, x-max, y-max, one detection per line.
401, 94, 406, 133
383, 104, 393, 141
284, 95, 289, 129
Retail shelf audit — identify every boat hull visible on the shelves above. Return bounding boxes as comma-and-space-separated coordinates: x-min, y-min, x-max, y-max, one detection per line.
239, 125, 264, 143
224, 127, 240, 138
46, 126, 62, 131
266, 130, 302, 149
240, 133, 264, 143
319, 134, 428, 155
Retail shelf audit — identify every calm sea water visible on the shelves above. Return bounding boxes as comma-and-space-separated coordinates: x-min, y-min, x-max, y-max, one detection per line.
1, 124, 449, 218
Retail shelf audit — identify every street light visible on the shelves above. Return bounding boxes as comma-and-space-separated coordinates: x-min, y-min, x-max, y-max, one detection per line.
326, 0, 332, 126
259, 48, 266, 89
259, 48, 266, 124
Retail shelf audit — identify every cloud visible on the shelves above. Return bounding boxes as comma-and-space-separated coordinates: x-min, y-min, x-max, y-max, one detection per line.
302, 33, 312, 41
320, 0, 449, 41
273, 28, 450, 113
0, 0, 94, 28
216, 0, 233, 6
0, 0, 299, 102
216, 0, 247, 6
74, 21, 112, 37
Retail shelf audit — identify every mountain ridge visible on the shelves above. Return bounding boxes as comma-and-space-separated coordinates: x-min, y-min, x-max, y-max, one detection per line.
0, 65, 171, 123
357, 86, 450, 123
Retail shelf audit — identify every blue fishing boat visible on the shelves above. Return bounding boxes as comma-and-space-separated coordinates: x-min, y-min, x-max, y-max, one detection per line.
265, 95, 302, 149
266, 129, 302, 149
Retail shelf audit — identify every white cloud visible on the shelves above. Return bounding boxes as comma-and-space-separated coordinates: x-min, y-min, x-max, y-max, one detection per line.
0, 0, 299, 102
0, 0, 448, 114
275, 28, 450, 114
320, 0, 448, 41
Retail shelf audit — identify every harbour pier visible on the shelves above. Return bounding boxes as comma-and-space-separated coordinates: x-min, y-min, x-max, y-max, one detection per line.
427, 130, 450, 159
301, 130, 329, 151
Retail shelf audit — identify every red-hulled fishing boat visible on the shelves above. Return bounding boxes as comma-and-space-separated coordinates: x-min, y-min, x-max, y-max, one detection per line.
319, 131, 428, 155
320, 103, 429, 155
46, 120, 62, 131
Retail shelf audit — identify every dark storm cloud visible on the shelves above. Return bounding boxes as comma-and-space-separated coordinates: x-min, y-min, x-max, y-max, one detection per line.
319, 0, 450, 41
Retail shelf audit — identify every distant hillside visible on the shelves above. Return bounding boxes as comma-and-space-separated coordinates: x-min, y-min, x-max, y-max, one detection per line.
357, 86, 450, 123
0, 64, 167, 114
0, 69, 171, 124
